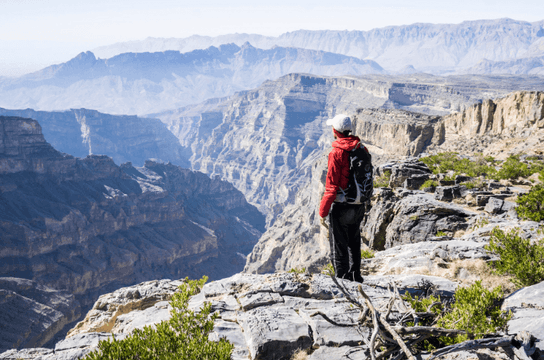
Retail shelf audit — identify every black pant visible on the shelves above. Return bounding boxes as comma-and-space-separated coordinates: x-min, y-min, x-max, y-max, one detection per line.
328, 202, 366, 279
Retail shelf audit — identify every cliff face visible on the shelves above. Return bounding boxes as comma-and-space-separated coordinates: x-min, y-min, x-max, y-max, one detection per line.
431, 91, 544, 157
0, 108, 190, 168
244, 90, 544, 274
157, 74, 544, 226
0, 116, 264, 307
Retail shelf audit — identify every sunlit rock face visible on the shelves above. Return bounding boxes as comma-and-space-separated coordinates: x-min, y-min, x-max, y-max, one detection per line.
156, 74, 544, 228
243, 90, 544, 275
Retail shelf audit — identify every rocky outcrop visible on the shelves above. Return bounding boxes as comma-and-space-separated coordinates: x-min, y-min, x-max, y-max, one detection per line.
353, 109, 443, 158
0, 116, 264, 348
4, 272, 542, 360
431, 91, 544, 157
0, 278, 81, 352
0, 273, 460, 360
503, 281, 544, 352
0, 109, 190, 168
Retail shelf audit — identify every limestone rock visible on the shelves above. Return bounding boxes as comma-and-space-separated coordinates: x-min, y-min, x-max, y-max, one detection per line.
67, 279, 183, 337
384, 193, 475, 248
0, 278, 81, 352
0, 116, 264, 348
503, 281, 544, 352
387, 159, 433, 188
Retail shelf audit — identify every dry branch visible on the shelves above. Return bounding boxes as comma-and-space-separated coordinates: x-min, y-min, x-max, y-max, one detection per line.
427, 336, 513, 360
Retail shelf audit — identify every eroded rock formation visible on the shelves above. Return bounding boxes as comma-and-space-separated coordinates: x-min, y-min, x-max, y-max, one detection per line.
0, 116, 264, 348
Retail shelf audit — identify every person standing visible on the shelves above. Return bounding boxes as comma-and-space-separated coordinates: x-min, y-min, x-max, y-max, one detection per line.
319, 114, 369, 283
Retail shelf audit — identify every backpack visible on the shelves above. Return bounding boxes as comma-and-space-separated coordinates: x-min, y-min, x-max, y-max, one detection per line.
336, 142, 373, 204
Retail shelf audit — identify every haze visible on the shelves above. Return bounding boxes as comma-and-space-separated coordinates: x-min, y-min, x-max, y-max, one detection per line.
0, 0, 542, 77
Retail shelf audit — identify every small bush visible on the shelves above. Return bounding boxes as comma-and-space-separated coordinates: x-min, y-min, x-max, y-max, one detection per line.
403, 281, 510, 347
374, 170, 391, 188
493, 155, 530, 180
83, 276, 233, 360
420, 179, 438, 190
289, 267, 306, 274
361, 249, 374, 259
321, 263, 335, 276
437, 281, 511, 344
516, 184, 544, 222
470, 217, 489, 231
419, 152, 496, 178
485, 227, 544, 287
459, 180, 485, 190
435, 231, 448, 237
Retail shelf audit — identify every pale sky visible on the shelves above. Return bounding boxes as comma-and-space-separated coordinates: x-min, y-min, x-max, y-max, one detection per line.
1, 0, 543, 77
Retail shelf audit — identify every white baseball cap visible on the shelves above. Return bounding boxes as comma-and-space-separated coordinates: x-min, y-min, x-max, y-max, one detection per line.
326, 114, 352, 133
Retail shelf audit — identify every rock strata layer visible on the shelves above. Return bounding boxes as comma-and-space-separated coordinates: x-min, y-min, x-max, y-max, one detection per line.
0, 278, 81, 352
0, 116, 264, 348
3, 273, 542, 360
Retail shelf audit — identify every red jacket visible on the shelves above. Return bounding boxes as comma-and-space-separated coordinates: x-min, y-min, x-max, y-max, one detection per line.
319, 135, 363, 218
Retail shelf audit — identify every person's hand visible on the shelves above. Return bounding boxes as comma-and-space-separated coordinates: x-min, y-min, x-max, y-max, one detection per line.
320, 217, 329, 229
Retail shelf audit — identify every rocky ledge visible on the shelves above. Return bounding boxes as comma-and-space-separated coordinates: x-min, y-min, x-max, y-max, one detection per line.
2, 272, 542, 360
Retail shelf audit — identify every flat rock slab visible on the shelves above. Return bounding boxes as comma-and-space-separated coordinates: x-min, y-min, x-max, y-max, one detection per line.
0, 272, 505, 360
503, 280, 544, 351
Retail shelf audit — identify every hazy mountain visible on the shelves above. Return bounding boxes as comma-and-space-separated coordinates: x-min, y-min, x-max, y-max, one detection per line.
462, 56, 544, 75
93, 18, 544, 74
0, 44, 383, 115
0, 108, 190, 167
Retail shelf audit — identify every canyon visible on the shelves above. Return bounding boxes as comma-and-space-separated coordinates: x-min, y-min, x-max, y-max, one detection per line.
0, 115, 264, 352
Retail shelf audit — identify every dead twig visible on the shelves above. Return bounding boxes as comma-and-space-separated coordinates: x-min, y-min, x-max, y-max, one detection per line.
358, 285, 416, 360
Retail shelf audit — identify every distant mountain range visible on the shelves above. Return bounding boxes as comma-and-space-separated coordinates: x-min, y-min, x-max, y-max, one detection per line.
94, 18, 544, 74
0, 43, 383, 115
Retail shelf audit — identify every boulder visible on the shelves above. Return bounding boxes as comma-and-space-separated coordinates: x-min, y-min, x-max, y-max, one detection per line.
362, 188, 399, 250
384, 193, 475, 248
503, 281, 544, 353
403, 174, 430, 190
435, 186, 462, 201
388, 159, 432, 188
67, 279, 184, 337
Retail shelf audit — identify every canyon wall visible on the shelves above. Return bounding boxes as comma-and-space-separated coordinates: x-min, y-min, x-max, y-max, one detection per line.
0, 115, 265, 348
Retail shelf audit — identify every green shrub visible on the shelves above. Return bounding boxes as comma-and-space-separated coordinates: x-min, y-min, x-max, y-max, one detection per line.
403, 282, 510, 347
459, 179, 485, 190
437, 281, 511, 344
419, 152, 496, 178
289, 267, 306, 274
361, 249, 374, 259
516, 184, 544, 222
420, 179, 438, 190
493, 155, 530, 180
83, 276, 233, 360
374, 170, 391, 188
402, 293, 442, 326
435, 231, 448, 237
321, 263, 335, 276
485, 227, 544, 287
